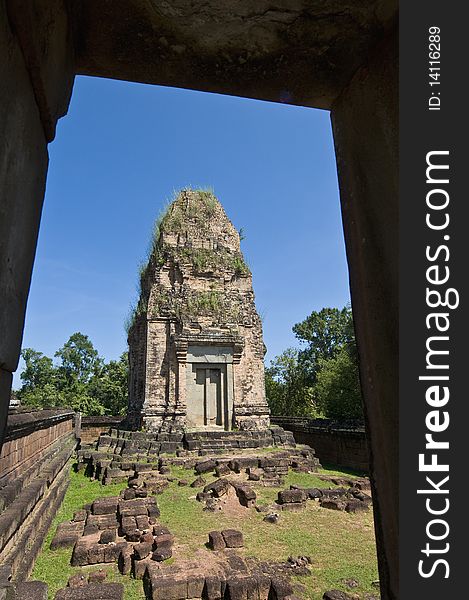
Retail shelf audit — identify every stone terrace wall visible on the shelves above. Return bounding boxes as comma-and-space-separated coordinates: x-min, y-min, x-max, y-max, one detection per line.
271, 417, 369, 473
0, 409, 74, 483
0, 409, 76, 581
78, 415, 126, 445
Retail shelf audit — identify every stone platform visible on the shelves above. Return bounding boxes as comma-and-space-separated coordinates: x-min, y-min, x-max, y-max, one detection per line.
78, 426, 320, 486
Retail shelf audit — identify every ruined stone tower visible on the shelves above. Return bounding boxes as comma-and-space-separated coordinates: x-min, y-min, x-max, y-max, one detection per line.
127, 189, 270, 433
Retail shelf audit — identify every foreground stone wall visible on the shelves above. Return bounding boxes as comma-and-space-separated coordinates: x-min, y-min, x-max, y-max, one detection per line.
0, 409, 76, 581
271, 417, 369, 473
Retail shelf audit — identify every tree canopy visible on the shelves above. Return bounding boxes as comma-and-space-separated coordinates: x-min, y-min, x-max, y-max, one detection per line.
265, 305, 364, 421
17, 333, 128, 416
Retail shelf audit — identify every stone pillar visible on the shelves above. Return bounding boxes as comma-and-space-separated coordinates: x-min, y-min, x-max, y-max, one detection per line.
330, 27, 398, 600
0, 0, 74, 451
74, 412, 82, 440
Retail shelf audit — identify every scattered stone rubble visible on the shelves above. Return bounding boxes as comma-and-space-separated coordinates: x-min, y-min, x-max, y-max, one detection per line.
278, 482, 371, 514
196, 478, 257, 511
77, 426, 313, 486
78, 434, 319, 486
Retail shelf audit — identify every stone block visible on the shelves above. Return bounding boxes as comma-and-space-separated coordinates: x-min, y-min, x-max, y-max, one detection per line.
50, 521, 84, 549
153, 525, 171, 537
125, 529, 142, 542
123, 489, 136, 500
187, 574, 205, 598
235, 485, 256, 508
92, 497, 119, 515
118, 546, 133, 575
277, 490, 306, 504
254, 575, 271, 600
151, 548, 172, 561
203, 576, 224, 600
136, 515, 150, 531
190, 476, 206, 488
247, 468, 263, 481
225, 576, 255, 600
134, 542, 152, 560
270, 578, 294, 600
208, 531, 226, 551
221, 529, 243, 548
86, 514, 118, 530
203, 479, 231, 498
54, 583, 124, 599
73, 510, 88, 522
195, 459, 216, 474
118, 499, 148, 518
104, 541, 127, 563
321, 499, 347, 511
134, 557, 151, 579
71, 540, 89, 567
215, 464, 231, 477
87, 542, 106, 565
154, 533, 174, 550
147, 574, 187, 600
345, 499, 369, 513
323, 591, 357, 600
16, 582, 48, 600
99, 529, 116, 544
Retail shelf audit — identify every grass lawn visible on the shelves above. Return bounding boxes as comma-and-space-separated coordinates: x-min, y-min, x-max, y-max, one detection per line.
32, 463, 378, 600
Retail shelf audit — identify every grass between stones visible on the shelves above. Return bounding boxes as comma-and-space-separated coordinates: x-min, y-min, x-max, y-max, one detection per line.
32, 464, 378, 600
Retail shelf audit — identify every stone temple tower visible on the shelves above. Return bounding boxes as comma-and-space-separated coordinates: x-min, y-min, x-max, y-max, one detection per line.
127, 189, 270, 433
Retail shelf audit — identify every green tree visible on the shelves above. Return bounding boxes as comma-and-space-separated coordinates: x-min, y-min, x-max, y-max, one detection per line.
265, 305, 364, 420
17, 334, 128, 416
293, 306, 355, 384
55, 332, 102, 385
265, 348, 316, 417
17, 349, 64, 408
314, 347, 363, 420
88, 352, 129, 415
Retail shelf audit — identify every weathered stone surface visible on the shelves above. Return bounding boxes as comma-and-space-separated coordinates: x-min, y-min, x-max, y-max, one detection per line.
195, 460, 217, 475
235, 484, 256, 508
345, 500, 369, 513
145, 573, 187, 600
54, 583, 124, 599
221, 529, 243, 548
270, 578, 294, 600
153, 525, 171, 537
68, 574, 87, 587
16, 581, 48, 600
88, 570, 107, 584
277, 490, 306, 505
92, 497, 119, 515
323, 591, 357, 600
73, 510, 87, 522
208, 531, 226, 551
50, 521, 84, 549
190, 476, 206, 488
321, 499, 347, 512
127, 190, 270, 433
99, 529, 116, 544
204, 478, 230, 498
134, 542, 152, 560
203, 576, 224, 600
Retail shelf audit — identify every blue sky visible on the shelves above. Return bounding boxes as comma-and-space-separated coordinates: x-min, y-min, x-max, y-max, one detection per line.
14, 76, 350, 388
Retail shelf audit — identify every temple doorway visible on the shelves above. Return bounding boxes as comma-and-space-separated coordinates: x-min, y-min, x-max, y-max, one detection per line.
187, 363, 228, 429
